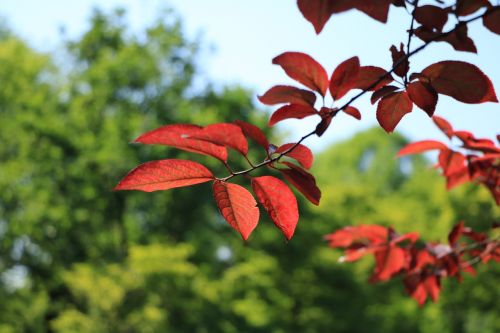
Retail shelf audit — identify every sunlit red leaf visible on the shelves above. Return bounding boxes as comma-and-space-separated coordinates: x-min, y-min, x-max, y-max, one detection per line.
325, 225, 388, 248
438, 149, 467, 177
134, 124, 228, 162
114, 159, 214, 192
483, 7, 500, 35
390, 43, 409, 78
258, 85, 317, 106
252, 176, 299, 240
213, 181, 259, 241
279, 162, 321, 205
432, 116, 454, 139
371, 245, 407, 281
407, 81, 438, 116
234, 120, 269, 150
421, 61, 498, 104
343, 106, 361, 120
273, 52, 329, 96
329, 56, 360, 100
423, 275, 440, 302
269, 104, 319, 126
398, 140, 448, 156
353, 66, 393, 91
414, 5, 449, 32
371, 85, 399, 104
188, 123, 248, 155
275, 143, 314, 169
376, 91, 413, 132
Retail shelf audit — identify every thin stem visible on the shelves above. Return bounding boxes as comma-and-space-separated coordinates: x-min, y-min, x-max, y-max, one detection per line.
405, 0, 418, 85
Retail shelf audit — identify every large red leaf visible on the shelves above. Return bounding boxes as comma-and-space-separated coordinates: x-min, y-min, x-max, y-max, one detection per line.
114, 159, 214, 192
371, 245, 407, 281
376, 91, 413, 132
279, 162, 321, 205
407, 81, 438, 116
414, 5, 449, 32
251, 176, 299, 240
272, 52, 329, 96
134, 124, 228, 162
353, 66, 393, 91
432, 116, 454, 138
483, 8, 500, 35
258, 85, 316, 106
269, 104, 319, 126
233, 120, 269, 150
297, 0, 337, 34
275, 143, 314, 169
421, 61, 498, 104
213, 181, 259, 241
397, 140, 448, 156
329, 56, 360, 100
189, 123, 248, 155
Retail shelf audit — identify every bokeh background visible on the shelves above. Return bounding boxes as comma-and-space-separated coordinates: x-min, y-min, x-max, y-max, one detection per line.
0, 1, 499, 332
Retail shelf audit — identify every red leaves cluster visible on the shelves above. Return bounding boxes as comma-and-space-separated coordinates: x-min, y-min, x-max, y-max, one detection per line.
326, 223, 499, 305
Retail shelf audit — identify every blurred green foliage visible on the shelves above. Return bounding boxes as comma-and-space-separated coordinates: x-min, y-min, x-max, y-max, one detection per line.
0, 7, 498, 333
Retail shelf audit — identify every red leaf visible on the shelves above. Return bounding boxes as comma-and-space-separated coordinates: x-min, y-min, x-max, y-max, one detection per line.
343, 106, 361, 120
432, 116, 454, 139
272, 52, 329, 96
414, 5, 449, 32
233, 120, 269, 150
421, 61, 498, 104
297, 0, 337, 34
424, 275, 441, 302
353, 0, 393, 23
325, 225, 388, 248
353, 66, 393, 91
415, 25, 477, 53
189, 123, 248, 155
134, 124, 228, 162
371, 85, 400, 104
275, 143, 314, 169
213, 181, 259, 241
269, 104, 319, 126
371, 245, 406, 281
329, 56, 360, 100
251, 176, 299, 240
390, 43, 409, 78
315, 107, 334, 137
258, 85, 316, 106
407, 81, 438, 116
114, 159, 214, 192
398, 140, 448, 156
376, 91, 413, 132
456, 0, 490, 16
448, 221, 465, 246
438, 149, 467, 177
279, 162, 321, 205
483, 7, 500, 35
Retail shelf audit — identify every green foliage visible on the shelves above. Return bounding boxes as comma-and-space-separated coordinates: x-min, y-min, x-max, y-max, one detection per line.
0, 7, 498, 333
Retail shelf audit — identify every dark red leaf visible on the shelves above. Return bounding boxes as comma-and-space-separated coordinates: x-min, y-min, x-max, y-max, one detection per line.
115, 159, 214, 192
213, 181, 259, 241
258, 85, 316, 106
279, 162, 321, 205
421, 61, 498, 104
376, 91, 413, 132
398, 140, 448, 156
315, 107, 334, 137
448, 221, 465, 246
269, 104, 319, 126
233, 120, 269, 150
390, 43, 409, 78
415, 25, 477, 53
297, 0, 337, 34
329, 56, 360, 100
414, 5, 449, 32
432, 116, 454, 139
273, 52, 329, 96
353, 66, 393, 91
456, 0, 489, 16
407, 81, 438, 116
343, 106, 361, 120
134, 124, 228, 162
483, 7, 500, 35
275, 143, 314, 169
252, 176, 299, 240
371, 85, 400, 104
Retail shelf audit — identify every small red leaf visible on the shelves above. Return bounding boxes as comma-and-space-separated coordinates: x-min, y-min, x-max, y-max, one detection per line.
343, 106, 361, 120
397, 140, 448, 156
273, 52, 329, 96
134, 124, 228, 162
115, 159, 214, 192
376, 91, 413, 132
269, 104, 319, 126
371, 245, 406, 281
448, 221, 465, 246
421, 61, 498, 104
371, 85, 400, 104
258, 85, 317, 106
390, 43, 409, 78
213, 181, 259, 241
234, 120, 269, 150
414, 5, 449, 32
189, 123, 248, 155
329, 56, 360, 100
353, 66, 393, 91
483, 8, 500, 35
432, 116, 454, 138
407, 81, 438, 116
279, 162, 321, 205
275, 143, 314, 169
315, 107, 334, 137
252, 176, 299, 240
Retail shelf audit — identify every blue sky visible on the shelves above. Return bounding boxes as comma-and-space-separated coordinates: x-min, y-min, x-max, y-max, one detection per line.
1, 0, 498, 151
